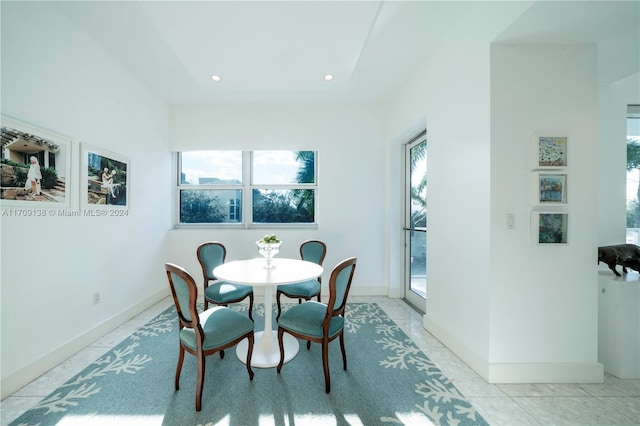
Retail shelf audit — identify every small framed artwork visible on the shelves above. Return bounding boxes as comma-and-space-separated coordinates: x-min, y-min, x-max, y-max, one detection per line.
532, 172, 567, 204
81, 143, 129, 209
531, 135, 567, 169
532, 211, 568, 244
0, 115, 72, 208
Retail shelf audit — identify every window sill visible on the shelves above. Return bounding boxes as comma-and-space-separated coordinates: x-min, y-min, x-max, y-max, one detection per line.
172, 223, 318, 231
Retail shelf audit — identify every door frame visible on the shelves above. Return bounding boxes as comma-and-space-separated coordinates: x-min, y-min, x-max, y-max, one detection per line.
403, 132, 427, 313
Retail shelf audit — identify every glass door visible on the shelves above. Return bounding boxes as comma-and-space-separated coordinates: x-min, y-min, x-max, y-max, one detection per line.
404, 133, 427, 312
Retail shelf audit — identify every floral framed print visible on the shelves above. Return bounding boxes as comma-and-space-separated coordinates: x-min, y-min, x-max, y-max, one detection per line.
81, 143, 129, 210
532, 172, 567, 205
531, 135, 567, 169
0, 115, 72, 209
532, 211, 568, 245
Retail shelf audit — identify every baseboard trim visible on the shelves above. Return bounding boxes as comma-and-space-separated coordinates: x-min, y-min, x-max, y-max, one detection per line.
423, 315, 489, 380
423, 315, 604, 384
488, 362, 604, 383
1, 289, 169, 399
386, 287, 404, 298
342, 286, 389, 297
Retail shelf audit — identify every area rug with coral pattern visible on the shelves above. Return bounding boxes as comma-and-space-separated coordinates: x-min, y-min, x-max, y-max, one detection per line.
10, 303, 488, 425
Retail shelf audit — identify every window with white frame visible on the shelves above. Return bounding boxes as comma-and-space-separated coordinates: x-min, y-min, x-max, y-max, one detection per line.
626, 105, 640, 242
176, 150, 317, 226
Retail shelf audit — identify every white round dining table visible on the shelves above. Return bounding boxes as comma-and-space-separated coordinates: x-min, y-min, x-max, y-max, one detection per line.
213, 257, 323, 368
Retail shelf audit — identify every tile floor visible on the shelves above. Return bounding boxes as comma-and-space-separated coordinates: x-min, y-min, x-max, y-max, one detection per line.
2, 296, 639, 425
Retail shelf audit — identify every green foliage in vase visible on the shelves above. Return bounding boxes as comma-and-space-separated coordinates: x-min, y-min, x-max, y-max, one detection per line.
258, 234, 280, 244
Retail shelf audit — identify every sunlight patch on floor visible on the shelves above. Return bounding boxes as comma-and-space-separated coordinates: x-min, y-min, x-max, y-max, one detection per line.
343, 414, 366, 425
391, 411, 436, 425
258, 413, 342, 425
60, 415, 164, 425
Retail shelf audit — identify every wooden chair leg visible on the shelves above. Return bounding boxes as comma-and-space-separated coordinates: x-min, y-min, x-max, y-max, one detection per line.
276, 328, 286, 373
340, 332, 347, 370
276, 292, 283, 322
322, 339, 331, 393
196, 352, 206, 411
245, 333, 255, 380
175, 345, 185, 390
248, 293, 255, 322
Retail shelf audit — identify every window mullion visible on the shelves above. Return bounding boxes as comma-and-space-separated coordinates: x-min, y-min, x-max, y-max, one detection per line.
243, 151, 252, 227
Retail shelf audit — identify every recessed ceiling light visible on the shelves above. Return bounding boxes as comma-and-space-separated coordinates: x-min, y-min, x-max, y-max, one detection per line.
323, 74, 334, 81
210, 74, 221, 82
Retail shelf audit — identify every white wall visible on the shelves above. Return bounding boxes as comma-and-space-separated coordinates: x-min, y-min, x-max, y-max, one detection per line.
167, 105, 388, 295
490, 44, 602, 382
384, 1, 616, 383
0, 2, 172, 396
382, 3, 532, 379
598, 73, 640, 245
596, 48, 640, 380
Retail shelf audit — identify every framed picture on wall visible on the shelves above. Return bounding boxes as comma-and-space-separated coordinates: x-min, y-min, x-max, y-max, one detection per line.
81, 143, 129, 210
532, 172, 567, 204
532, 211, 568, 245
531, 135, 567, 169
0, 115, 72, 209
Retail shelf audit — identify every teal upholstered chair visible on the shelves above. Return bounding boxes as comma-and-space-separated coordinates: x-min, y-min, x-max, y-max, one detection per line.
276, 240, 327, 322
197, 241, 254, 321
277, 257, 357, 393
165, 262, 254, 411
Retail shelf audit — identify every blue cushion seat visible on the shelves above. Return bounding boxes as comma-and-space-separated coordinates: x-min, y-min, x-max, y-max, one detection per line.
277, 301, 344, 339
204, 281, 253, 303
277, 279, 320, 298
180, 306, 255, 351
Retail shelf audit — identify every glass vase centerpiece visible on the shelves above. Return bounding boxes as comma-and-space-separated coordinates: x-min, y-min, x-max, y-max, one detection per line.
257, 234, 282, 269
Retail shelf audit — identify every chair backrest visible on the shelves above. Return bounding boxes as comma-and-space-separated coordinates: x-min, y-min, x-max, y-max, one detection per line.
165, 263, 200, 331
325, 257, 357, 320
300, 240, 327, 265
197, 241, 227, 282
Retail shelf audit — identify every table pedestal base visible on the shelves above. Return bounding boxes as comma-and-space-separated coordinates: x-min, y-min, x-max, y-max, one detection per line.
236, 330, 299, 368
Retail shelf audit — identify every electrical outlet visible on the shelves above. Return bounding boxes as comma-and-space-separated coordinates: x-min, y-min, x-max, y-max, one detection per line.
93, 292, 100, 305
